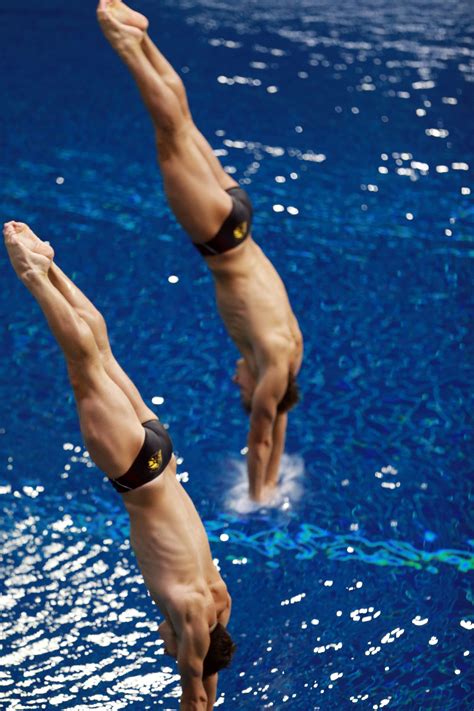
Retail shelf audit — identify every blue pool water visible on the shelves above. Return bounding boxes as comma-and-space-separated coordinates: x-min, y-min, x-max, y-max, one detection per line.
1, 0, 473, 708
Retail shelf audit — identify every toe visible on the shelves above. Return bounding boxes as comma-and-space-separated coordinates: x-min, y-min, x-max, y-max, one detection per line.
3, 224, 17, 241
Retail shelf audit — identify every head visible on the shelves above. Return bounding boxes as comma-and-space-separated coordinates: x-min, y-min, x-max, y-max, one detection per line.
276, 372, 301, 413
202, 623, 237, 678
232, 359, 301, 414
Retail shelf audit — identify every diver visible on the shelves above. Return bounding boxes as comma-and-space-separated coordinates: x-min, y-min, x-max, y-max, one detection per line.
97, 0, 304, 502
3, 220, 235, 711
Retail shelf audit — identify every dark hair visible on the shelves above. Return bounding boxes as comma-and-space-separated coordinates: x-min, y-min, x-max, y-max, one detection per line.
277, 373, 301, 413
202, 623, 237, 678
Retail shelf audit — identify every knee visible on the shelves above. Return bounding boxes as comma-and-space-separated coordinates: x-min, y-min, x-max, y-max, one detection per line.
67, 358, 90, 394
67, 348, 100, 398
154, 122, 191, 159
155, 126, 180, 159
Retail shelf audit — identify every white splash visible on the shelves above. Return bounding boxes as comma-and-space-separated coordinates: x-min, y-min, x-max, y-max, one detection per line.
225, 453, 305, 514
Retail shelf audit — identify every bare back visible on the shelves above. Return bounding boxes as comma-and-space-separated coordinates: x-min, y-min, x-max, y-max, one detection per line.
122, 458, 228, 625
206, 237, 303, 376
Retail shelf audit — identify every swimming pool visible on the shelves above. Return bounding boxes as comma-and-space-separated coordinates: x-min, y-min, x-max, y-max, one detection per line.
1, 0, 473, 708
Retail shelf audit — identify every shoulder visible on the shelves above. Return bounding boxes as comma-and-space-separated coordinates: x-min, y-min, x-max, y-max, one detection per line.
210, 578, 231, 609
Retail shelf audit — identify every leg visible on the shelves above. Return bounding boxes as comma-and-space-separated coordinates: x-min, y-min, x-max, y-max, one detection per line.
97, 2, 233, 242
4, 221, 145, 479
48, 263, 156, 424
141, 34, 193, 121
141, 34, 238, 192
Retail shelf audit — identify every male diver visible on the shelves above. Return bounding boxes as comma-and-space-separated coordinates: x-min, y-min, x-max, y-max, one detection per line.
97, 0, 304, 502
3, 221, 234, 711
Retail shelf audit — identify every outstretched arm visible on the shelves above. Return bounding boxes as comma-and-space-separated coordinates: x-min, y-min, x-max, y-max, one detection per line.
170, 601, 211, 711
203, 674, 218, 710
203, 593, 232, 709
265, 412, 288, 490
247, 367, 287, 501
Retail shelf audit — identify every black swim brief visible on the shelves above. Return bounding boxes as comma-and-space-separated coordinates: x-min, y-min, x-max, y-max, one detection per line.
193, 187, 253, 257
109, 419, 173, 494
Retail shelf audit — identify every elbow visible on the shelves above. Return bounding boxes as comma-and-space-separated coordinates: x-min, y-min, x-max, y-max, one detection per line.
247, 440, 272, 475
180, 678, 208, 710
250, 439, 272, 460
186, 693, 208, 708
181, 699, 207, 711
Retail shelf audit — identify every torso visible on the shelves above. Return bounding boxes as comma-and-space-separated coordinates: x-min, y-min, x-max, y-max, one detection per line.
122, 458, 229, 627
205, 237, 303, 377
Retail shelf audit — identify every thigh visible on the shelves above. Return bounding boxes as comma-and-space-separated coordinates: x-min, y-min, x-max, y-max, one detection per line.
101, 352, 157, 424
156, 127, 233, 243
68, 360, 145, 479
190, 125, 238, 192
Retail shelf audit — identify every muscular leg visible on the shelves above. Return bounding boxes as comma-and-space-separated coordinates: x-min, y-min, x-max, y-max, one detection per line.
97, 2, 233, 242
48, 263, 156, 424
141, 34, 238, 192
141, 34, 192, 120
4, 221, 145, 479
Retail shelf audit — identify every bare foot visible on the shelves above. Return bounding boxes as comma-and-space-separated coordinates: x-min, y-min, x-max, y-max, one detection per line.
97, 0, 148, 53
7, 221, 54, 260
4, 221, 54, 281
102, 0, 148, 31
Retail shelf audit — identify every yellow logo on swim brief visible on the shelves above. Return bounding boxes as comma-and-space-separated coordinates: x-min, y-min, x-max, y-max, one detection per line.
233, 221, 247, 240
148, 450, 163, 471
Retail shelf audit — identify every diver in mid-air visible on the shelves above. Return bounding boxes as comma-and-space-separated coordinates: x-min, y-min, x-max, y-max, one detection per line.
97, 0, 303, 503
3, 220, 235, 711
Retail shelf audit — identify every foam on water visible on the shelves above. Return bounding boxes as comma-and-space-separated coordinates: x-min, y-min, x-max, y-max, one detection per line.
225, 453, 305, 514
